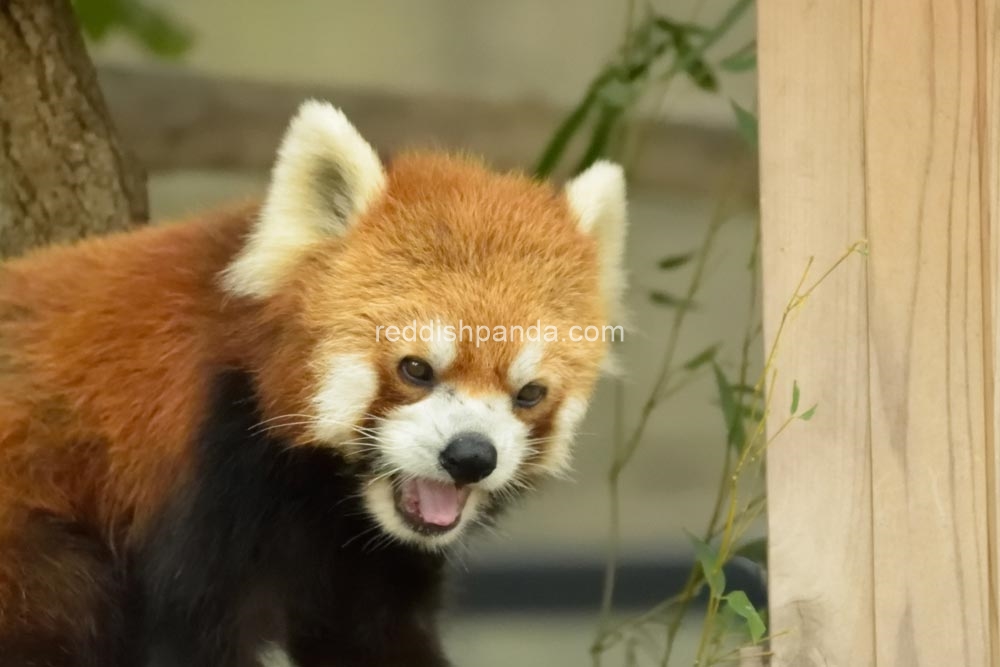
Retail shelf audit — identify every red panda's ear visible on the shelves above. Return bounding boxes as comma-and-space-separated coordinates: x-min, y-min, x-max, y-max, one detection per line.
222, 100, 386, 298
565, 161, 628, 324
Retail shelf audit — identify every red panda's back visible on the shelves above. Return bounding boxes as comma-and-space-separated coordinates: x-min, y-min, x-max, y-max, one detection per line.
0, 206, 255, 537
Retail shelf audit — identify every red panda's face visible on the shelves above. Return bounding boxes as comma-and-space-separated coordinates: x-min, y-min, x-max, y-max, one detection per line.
223, 103, 627, 550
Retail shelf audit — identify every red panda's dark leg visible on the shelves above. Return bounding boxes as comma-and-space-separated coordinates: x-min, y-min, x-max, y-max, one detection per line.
0, 509, 125, 667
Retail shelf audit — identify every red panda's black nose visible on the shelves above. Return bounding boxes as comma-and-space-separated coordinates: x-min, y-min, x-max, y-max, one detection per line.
439, 433, 497, 485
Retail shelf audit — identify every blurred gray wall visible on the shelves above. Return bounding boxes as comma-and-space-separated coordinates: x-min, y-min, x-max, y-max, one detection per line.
92, 0, 755, 126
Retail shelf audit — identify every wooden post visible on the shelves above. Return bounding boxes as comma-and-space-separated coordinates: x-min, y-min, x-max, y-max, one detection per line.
759, 1, 1000, 666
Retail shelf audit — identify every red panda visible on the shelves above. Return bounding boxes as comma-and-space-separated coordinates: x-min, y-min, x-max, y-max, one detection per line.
0, 101, 627, 666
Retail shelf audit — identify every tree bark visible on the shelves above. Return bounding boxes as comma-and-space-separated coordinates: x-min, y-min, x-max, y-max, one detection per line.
0, 0, 147, 258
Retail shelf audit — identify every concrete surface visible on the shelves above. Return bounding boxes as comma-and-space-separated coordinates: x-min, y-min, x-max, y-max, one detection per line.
445, 612, 703, 667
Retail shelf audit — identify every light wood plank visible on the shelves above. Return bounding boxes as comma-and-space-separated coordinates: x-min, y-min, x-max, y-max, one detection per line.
763, 0, 1000, 663
862, 0, 994, 665
980, 0, 1000, 660
758, 2, 874, 665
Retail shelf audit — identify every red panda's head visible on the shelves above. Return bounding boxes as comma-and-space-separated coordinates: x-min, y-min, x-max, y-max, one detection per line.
223, 101, 627, 550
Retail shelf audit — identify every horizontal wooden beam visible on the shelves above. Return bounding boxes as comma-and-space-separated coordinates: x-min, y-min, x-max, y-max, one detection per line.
97, 65, 755, 199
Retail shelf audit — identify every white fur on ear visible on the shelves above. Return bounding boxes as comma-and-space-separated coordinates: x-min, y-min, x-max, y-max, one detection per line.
565, 160, 628, 322
222, 100, 386, 298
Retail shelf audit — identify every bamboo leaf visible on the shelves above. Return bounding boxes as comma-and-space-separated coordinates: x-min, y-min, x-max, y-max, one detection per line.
682, 343, 720, 371
533, 88, 599, 177
654, 18, 718, 92
534, 66, 620, 177
73, 0, 118, 39
649, 291, 698, 309
672, 34, 718, 91
73, 0, 193, 57
730, 100, 758, 148
712, 363, 746, 450
687, 532, 725, 598
659, 0, 754, 84
595, 77, 640, 110
741, 404, 765, 422
657, 252, 694, 270
790, 380, 800, 414
799, 404, 818, 421
723, 590, 766, 643
719, 40, 757, 71
654, 18, 709, 37
572, 104, 622, 174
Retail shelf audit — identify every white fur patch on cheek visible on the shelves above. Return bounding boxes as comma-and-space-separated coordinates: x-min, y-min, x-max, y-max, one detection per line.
310, 353, 377, 443
257, 643, 298, 667
507, 340, 545, 389
376, 389, 529, 491
542, 396, 589, 475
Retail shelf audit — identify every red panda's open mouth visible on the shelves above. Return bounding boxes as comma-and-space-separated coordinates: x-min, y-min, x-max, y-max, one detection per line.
393, 477, 472, 534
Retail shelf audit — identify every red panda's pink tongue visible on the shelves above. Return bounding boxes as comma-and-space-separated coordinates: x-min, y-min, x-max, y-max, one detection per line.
413, 479, 466, 527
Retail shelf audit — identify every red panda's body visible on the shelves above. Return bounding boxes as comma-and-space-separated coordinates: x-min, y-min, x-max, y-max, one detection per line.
0, 210, 269, 665
0, 103, 628, 667
0, 209, 251, 537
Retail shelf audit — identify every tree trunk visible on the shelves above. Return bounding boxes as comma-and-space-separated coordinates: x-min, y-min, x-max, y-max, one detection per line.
0, 0, 147, 258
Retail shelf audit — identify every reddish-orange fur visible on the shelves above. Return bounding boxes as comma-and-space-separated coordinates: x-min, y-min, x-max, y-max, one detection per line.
0, 153, 606, 559
0, 208, 249, 536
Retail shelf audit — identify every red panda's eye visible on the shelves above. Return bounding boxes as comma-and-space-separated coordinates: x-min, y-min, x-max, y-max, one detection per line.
399, 356, 435, 386
514, 382, 547, 408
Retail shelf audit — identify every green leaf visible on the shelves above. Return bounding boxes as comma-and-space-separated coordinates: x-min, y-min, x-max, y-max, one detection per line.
533, 87, 599, 177
657, 23, 718, 91
712, 363, 746, 450
572, 104, 622, 174
659, 0, 753, 85
733, 537, 767, 567
595, 77, 640, 110
723, 590, 766, 643
715, 602, 746, 639
675, 43, 718, 91
719, 41, 757, 72
125, 5, 193, 57
790, 380, 800, 414
682, 343, 720, 371
799, 404, 818, 421
687, 532, 725, 597
73, 0, 193, 58
73, 0, 118, 40
534, 67, 622, 177
730, 100, 758, 148
649, 291, 697, 309
654, 18, 709, 38
652, 17, 719, 92
657, 252, 694, 270
625, 17, 673, 78
741, 403, 765, 422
